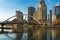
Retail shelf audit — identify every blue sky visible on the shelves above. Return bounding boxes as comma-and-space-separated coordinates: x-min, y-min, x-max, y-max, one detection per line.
0, 0, 60, 21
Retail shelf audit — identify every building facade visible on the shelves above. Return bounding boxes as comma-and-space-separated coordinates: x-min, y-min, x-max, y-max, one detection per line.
28, 7, 35, 23
16, 11, 23, 21
53, 4, 60, 19
34, 0, 47, 23
48, 10, 52, 24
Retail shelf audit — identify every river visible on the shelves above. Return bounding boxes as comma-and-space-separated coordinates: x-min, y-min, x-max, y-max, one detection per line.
0, 33, 28, 40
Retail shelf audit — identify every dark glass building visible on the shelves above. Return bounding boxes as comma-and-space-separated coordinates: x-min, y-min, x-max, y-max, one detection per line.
28, 7, 35, 23
53, 4, 60, 19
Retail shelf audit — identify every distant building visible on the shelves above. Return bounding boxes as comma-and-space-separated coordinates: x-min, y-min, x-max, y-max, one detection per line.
47, 14, 50, 22
28, 7, 35, 23
16, 11, 23, 21
53, 4, 60, 19
50, 10, 52, 25
48, 10, 52, 24
34, 0, 47, 23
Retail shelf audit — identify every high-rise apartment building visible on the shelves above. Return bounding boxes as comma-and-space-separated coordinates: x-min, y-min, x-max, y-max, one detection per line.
50, 10, 52, 24
34, 0, 47, 22
53, 4, 60, 19
52, 4, 60, 25
28, 7, 35, 23
48, 10, 52, 24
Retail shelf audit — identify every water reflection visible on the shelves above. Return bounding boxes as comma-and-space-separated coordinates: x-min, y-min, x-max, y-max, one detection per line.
0, 27, 60, 40
21, 33, 28, 40
0, 33, 16, 40
0, 33, 28, 40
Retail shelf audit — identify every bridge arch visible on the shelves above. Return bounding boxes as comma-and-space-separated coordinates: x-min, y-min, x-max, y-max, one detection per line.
4, 14, 41, 24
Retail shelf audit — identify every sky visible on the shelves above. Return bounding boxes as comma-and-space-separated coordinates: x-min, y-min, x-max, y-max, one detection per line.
0, 0, 60, 21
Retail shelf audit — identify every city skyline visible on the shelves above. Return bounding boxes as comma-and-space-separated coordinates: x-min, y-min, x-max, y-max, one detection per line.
0, 0, 60, 21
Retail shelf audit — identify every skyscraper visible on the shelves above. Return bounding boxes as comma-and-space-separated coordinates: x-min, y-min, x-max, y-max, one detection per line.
34, 0, 47, 22
53, 4, 60, 19
48, 10, 52, 24
28, 7, 35, 23
50, 10, 52, 25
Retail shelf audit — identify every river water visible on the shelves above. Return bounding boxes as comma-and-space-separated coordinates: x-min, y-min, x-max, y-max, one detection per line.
0, 33, 28, 40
